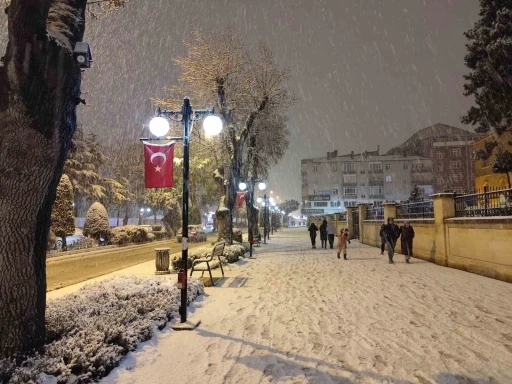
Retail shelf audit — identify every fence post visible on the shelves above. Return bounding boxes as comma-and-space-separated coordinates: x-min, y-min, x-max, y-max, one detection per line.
382, 202, 397, 223
358, 203, 369, 244
431, 193, 455, 266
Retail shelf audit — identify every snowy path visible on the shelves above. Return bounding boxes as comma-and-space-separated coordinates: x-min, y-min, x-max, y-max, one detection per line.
102, 229, 512, 384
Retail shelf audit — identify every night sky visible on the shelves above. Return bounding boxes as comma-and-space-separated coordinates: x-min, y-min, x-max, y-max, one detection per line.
0, 0, 481, 201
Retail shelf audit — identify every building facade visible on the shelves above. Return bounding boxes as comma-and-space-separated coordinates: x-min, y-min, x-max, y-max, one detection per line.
386, 123, 481, 193
473, 128, 512, 190
301, 149, 433, 215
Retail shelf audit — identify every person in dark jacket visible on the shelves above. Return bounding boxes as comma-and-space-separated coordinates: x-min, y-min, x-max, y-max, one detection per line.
326, 220, 336, 249
379, 224, 386, 255
382, 218, 401, 264
319, 219, 328, 249
308, 222, 318, 249
400, 221, 415, 263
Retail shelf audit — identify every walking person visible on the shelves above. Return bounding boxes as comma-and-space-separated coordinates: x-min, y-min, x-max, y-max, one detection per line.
379, 224, 386, 255
308, 221, 318, 249
319, 219, 328, 249
383, 218, 401, 264
400, 221, 415, 263
327, 220, 336, 249
337, 228, 351, 260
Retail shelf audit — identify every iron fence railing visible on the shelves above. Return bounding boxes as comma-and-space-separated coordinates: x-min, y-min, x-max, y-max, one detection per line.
365, 206, 384, 220
397, 200, 434, 219
454, 187, 512, 217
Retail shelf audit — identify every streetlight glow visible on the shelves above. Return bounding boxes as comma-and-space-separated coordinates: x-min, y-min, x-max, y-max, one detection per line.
239, 182, 247, 191
146, 208, 151, 212
257, 197, 263, 203
140, 208, 144, 213
149, 116, 170, 137
258, 182, 267, 191
203, 115, 223, 136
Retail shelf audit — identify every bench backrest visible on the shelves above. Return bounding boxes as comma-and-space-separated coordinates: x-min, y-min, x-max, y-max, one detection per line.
211, 242, 225, 259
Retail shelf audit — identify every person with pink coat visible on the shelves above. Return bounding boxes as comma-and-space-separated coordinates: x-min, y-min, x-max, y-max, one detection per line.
337, 228, 351, 260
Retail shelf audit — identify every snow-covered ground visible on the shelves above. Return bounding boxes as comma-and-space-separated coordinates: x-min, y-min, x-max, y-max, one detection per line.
100, 229, 512, 384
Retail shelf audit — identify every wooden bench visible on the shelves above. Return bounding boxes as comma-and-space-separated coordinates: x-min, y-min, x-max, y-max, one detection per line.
190, 242, 225, 286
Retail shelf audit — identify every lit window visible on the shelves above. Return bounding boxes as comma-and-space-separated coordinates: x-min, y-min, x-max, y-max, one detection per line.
344, 187, 356, 196
343, 174, 357, 184
385, 175, 392, 182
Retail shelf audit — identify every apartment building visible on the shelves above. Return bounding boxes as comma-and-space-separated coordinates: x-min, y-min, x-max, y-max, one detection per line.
301, 149, 433, 215
386, 123, 481, 193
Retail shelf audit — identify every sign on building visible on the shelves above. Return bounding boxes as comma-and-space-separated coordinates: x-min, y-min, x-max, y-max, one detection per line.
301, 209, 325, 214
307, 195, 330, 201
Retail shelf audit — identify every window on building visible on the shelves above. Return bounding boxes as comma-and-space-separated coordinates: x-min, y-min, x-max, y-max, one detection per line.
344, 201, 358, 207
314, 202, 328, 207
451, 148, 461, 157
374, 201, 383, 207
313, 190, 317, 195
330, 201, 341, 207
332, 189, 339, 195
369, 162, 382, 172
360, 194, 366, 198
437, 165, 443, 172
437, 152, 443, 159
385, 175, 392, 182
437, 176, 444, 184
344, 187, 356, 196
331, 164, 337, 172
370, 186, 383, 195
313, 165, 318, 172
403, 163, 408, 170
343, 163, 356, 172
385, 163, 391, 170
450, 160, 462, 169
360, 170, 366, 174
412, 163, 424, 171
303, 201, 312, 208
343, 174, 357, 184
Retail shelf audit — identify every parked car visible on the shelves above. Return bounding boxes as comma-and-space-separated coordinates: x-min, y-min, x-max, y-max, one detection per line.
176, 225, 207, 243
53, 234, 86, 250
203, 225, 214, 234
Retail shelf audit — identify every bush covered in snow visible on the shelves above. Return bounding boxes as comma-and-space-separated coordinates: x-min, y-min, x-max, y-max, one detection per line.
83, 202, 110, 241
171, 247, 209, 270
222, 242, 247, 263
232, 227, 243, 243
0, 276, 204, 384
109, 225, 151, 245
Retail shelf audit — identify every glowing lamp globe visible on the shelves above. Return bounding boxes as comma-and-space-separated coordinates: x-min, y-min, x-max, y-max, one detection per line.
257, 197, 263, 203
203, 115, 223, 136
149, 117, 170, 137
239, 182, 247, 191
258, 182, 266, 191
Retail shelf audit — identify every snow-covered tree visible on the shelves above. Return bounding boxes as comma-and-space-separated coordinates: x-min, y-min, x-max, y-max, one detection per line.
409, 185, 422, 202
51, 175, 75, 251
462, 0, 512, 135
155, 28, 293, 244
83, 202, 110, 241
279, 199, 300, 215
492, 150, 512, 188
0, 0, 129, 358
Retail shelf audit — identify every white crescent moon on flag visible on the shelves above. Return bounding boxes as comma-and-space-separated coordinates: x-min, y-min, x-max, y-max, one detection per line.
150, 152, 167, 165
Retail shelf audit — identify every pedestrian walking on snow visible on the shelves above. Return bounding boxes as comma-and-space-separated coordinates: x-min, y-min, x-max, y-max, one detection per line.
379, 224, 386, 255
400, 221, 415, 263
337, 228, 351, 260
319, 219, 328, 249
326, 221, 336, 249
382, 218, 401, 264
308, 222, 318, 249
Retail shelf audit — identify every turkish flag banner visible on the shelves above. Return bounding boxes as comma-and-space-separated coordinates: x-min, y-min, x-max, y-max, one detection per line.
236, 191, 248, 209
143, 142, 175, 188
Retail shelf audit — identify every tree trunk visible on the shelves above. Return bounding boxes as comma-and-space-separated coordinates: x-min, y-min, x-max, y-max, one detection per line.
506, 172, 511, 189
214, 168, 230, 242
0, 0, 87, 357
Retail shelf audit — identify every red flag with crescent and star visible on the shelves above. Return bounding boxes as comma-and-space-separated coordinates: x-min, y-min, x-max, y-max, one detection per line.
143, 142, 175, 188
236, 191, 248, 209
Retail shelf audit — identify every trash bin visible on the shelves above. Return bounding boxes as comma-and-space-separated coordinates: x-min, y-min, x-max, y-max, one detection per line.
155, 248, 171, 275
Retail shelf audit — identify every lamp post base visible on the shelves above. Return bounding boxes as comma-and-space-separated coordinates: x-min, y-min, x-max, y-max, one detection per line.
171, 319, 201, 331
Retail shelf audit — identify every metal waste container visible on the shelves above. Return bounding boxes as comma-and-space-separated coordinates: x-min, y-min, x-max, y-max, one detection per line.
155, 248, 171, 275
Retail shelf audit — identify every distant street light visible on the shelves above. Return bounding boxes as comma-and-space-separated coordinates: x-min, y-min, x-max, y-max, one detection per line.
258, 182, 267, 191
239, 182, 247, 191
145, 97, 222, 326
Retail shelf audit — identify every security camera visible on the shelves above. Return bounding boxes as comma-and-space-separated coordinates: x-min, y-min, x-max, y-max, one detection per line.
73, 42, 92, 69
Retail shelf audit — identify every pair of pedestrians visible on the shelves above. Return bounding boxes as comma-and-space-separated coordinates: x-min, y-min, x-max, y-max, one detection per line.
380, 218, 415, 264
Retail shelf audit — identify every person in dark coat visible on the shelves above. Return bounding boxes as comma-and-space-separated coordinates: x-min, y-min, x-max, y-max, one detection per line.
308, 222, 318, 249
400, 221, 415, 263
379, 224, 386, 255
326, 220, 336, 249
382, 218, 401, 264
319, 219, 328, 249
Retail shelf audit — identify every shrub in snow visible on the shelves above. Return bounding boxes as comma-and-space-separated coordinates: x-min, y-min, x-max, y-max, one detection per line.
222, 243, 246, 263
51, 174, 75, 251
109, 225, 150, 245
83, 202, 110, 241
152, 225, 163, 231
147, 233, 156, 241
171, 247, 209, 270
232, 228, 243, 243
0, 276, 204, 384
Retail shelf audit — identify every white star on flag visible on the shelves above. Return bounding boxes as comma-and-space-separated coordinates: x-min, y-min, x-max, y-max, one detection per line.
155, 166, 161, 172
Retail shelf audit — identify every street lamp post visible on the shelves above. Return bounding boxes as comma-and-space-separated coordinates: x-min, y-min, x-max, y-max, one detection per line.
144, 97, 222, 326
